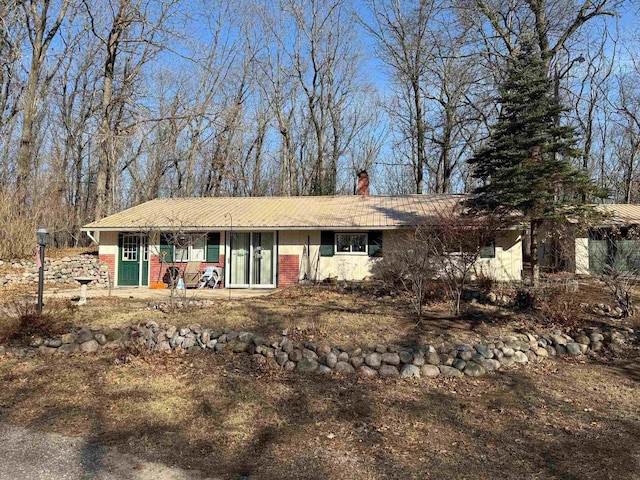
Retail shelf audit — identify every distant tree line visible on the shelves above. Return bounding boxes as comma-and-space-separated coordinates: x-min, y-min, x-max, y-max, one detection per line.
0, 0, 635, 251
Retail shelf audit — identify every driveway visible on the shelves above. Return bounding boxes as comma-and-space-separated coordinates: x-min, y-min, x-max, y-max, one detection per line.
0, 423, 221, 480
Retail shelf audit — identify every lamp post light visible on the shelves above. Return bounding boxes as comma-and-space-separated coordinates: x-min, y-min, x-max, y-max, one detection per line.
36, 228, 50, 314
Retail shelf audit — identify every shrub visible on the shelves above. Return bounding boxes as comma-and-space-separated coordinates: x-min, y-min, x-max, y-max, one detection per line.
514, 281, 583, 327
0, 297, 75, 344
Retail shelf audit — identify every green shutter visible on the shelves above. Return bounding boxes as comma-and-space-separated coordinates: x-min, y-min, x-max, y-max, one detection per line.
159, 233, 174, 263
368, 230, 383, 257
206, 232, 221, 263
320, 230, 335, 257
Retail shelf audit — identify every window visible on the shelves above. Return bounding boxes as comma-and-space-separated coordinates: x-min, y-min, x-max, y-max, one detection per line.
162, 233, 207, 262
480, 239, 496, 259
336, 233, 367, 254
121, 235, 138, 261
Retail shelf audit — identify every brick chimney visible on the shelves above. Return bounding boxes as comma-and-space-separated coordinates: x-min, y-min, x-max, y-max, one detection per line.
356, 170, 370, 196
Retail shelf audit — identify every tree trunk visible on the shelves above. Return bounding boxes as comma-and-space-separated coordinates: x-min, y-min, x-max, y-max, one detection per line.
413, 78, 425, 194
530, 219, 540, 285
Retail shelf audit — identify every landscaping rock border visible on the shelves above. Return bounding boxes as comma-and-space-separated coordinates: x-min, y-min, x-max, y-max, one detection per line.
1, 322, 637, 380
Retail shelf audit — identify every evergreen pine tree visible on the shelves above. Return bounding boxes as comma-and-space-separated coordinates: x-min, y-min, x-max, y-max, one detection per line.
467, 37, 604, 283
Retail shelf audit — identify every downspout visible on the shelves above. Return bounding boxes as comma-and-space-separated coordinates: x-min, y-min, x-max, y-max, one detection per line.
87, 230, 100, 246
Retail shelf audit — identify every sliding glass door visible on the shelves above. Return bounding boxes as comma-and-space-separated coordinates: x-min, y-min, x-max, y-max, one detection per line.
228, 232, 276, 288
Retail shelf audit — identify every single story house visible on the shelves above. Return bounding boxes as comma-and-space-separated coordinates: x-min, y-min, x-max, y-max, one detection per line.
81, 194, 524, 288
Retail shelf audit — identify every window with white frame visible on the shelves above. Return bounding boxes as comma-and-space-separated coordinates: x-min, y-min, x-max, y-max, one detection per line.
164, 233, 206, 262
335, 233, 367, 254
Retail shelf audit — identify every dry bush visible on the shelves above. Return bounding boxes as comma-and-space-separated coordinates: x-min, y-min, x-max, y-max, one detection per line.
0, 296, 76, 344
514, 281, 583, 327
373, 207, 505, 319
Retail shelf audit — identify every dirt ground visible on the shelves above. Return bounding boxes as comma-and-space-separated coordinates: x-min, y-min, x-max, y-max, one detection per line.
0, 281, 639, 479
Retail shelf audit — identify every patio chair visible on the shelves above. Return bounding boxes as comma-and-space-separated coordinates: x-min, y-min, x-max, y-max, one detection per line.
198, 266, 222, 289
182, 261, 202, 288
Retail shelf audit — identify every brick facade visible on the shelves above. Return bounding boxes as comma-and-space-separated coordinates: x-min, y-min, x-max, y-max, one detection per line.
99, 253, 116, 285
277, 254, 299, 287
149, 255, 225, 288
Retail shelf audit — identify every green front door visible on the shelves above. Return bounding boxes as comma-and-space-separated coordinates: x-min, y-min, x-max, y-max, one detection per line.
118, 234, 140, 286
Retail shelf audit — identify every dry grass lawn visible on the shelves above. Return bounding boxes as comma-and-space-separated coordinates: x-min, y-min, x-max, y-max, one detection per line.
0, 349, 638, 479
0, 281, 639, 478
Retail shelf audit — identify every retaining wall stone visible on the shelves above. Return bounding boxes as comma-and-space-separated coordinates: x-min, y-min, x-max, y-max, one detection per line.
2, 322, 638, 382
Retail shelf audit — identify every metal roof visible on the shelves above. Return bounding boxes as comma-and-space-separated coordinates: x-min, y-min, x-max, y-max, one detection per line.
595, 204, 640, 225
82, 195, 468, 231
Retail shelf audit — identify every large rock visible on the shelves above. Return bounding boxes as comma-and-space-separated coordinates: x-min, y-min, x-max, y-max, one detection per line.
365, 352, 382, 368
232, 342, 249, 353
94, 333, 107, 345
439, 354, 454, 366
399, 351, 413, 364
296, 358, 319, 372
80, 339, 99, 353
350, 356, 364, 369
77, 329, 94, 344
412, 354, 425, 366
463, 362, 486, 377
575, 335, 590, 346
381, 352, 400, 366
358, 366, 379, 378
335, 361, 355, 374
182, 337, 196, 349
459, 350, 474, 361
38, 346, 57, 356
44, 338, 62, 348
420, 365, 440, 378
452, 359, 467, 371
320, 352, 338, 368
238, 332, 254, 343
289, 349, 303, 362
500, 346, 515, 357
400, 364, 420, 378
275, 351, 289, 366
513, 351, 528, 363
302, 348, 318, 361
480, 359, 501, 372
59, 343, 79, 354
550, 334, 567, 346
566, 343, 582, 356
534, 347, 548, 358
61, 333, 76, 344
281, 338, 294, 353
475, 344, 494, 359
379, 365, 400, 378
105, 329, 122, 342
426, 352, 440, 365
439, 365, 463, 377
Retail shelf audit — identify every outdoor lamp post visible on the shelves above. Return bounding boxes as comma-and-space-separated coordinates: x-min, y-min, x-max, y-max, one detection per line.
36, 228, 50, 314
